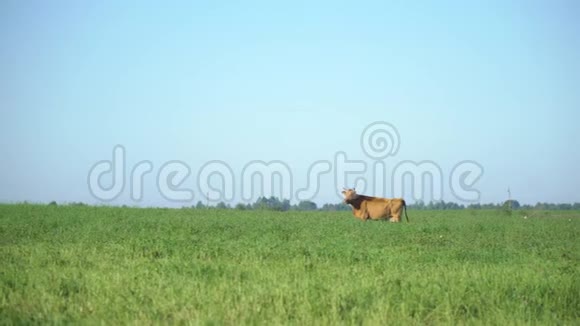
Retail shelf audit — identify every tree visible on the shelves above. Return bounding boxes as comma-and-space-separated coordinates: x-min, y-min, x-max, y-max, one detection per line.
504, 200, 520, 210
296, 200, 317, 211
535, 202, 547, 210
216, 202, 229, 209
250, 196, 291, 211
195, 201, 206, 209
280, 199, 291, 212
320, 203, 351, 211
235, 203, 247, 210
412, 200, 426, 210
467, 203, 481, 209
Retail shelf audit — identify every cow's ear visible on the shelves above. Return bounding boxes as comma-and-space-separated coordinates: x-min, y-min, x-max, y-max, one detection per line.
353, 188, 356, 191
341, 190, 346, 194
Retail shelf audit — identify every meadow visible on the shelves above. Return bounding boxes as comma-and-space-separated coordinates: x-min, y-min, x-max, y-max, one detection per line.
0, 204, 578, 325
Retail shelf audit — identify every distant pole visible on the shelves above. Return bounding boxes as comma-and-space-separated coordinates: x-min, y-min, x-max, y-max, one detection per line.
507, 187, 512, 211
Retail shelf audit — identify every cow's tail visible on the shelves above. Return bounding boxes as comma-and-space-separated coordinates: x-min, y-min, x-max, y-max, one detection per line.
403, 200, 410, 222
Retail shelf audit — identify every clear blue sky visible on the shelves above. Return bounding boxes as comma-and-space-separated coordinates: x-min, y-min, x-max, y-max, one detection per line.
1, 0, 579, 207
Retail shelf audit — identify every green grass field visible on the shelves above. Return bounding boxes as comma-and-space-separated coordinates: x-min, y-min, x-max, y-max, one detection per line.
0, 204, 578, 324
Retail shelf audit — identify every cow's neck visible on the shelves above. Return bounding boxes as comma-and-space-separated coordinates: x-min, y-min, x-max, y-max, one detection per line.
348, 195, 377, 209
347, 196, 367, 209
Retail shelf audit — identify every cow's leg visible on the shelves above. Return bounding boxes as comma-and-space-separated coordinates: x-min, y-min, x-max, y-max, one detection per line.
360, 212, 369, 222
359, 204, 369, 222
390, 213, 401, 222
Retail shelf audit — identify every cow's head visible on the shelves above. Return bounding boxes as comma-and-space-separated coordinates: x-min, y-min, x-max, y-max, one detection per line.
341, 188, 358, 204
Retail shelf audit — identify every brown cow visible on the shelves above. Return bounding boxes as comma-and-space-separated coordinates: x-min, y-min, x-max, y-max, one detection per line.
341, 188, 409, 222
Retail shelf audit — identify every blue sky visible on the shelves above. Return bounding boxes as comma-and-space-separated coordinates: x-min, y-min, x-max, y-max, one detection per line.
1, 0, 579, 206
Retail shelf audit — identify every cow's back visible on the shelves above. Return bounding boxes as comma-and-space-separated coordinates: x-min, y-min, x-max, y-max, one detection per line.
366, 197, 405, 220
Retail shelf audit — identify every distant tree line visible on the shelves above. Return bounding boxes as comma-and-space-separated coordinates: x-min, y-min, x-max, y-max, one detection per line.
463, 200, 579, 211
42, 197, 580, 211
190, 196, 350, 211
188, 197, 580, 211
